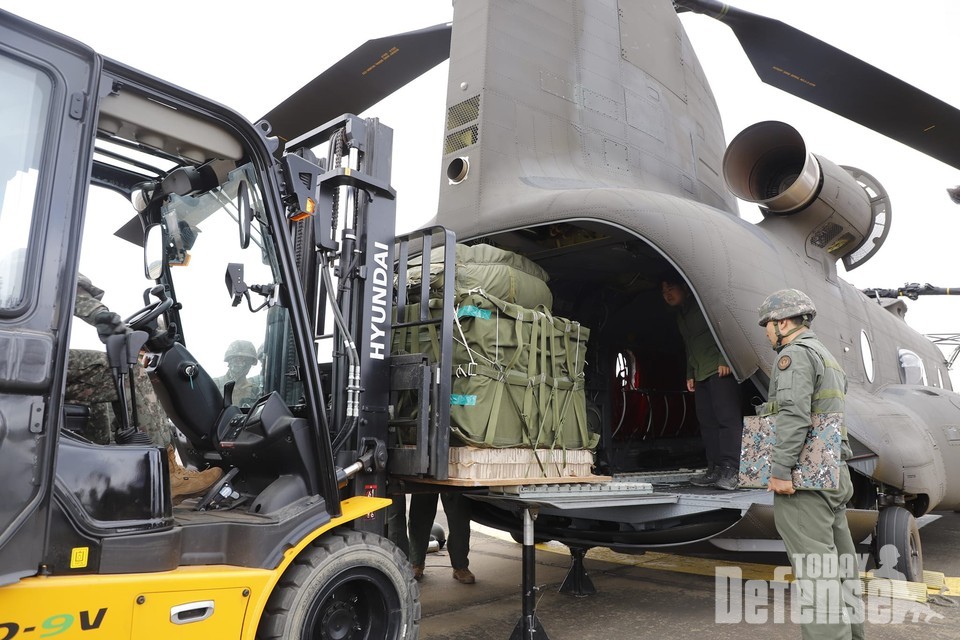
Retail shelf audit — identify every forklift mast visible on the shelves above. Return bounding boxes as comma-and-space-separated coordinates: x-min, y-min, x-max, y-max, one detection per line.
280, 115, 455, 532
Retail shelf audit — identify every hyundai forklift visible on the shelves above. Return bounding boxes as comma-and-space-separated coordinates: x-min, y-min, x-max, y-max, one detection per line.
0, 9, 455, 639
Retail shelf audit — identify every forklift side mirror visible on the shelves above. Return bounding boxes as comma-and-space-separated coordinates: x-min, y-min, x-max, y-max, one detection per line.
144, 224, 164, 280
237, 179, 252, 250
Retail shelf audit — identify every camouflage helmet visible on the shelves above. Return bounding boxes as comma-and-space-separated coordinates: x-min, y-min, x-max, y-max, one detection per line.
224, 339, 258, 364
758, 289, 817, 326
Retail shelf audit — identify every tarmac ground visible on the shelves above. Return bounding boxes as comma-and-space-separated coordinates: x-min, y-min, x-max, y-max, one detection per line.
415, 509, 960, 640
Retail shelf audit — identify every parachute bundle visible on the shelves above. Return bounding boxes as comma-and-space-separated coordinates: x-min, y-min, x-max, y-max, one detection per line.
403, 242, 554, 309
393, 243, 596, 455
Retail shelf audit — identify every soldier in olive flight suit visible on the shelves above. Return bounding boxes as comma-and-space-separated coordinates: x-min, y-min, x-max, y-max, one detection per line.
661, 274, 742, 490
758, 289, 864, 640
67, 274, 223, 501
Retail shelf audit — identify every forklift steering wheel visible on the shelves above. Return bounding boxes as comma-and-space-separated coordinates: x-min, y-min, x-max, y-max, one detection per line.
123, 296, 173, 331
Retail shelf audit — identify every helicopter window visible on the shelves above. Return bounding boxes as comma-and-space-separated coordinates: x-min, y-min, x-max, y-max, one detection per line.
898, 349, 927, 386
938, 367, 944, 389
0, 56, 51, 311
859, 330, 874, 383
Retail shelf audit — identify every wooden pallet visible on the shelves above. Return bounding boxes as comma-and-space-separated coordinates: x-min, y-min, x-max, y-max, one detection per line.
395, 474, 612, 488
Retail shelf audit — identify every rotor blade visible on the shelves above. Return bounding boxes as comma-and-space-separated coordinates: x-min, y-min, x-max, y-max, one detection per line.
677, 0, 960, 170
862, 284, 960, 299
261, 22, 452, 143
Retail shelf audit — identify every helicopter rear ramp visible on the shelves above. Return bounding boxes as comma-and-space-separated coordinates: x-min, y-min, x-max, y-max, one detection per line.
467, 470, 878, 550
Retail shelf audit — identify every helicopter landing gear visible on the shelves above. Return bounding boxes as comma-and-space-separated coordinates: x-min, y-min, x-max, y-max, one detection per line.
874, 506, 923, 583
559, 546, 596, 597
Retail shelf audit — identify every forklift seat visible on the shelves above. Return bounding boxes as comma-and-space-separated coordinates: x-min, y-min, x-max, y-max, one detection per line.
147, 342, 240, 453
63, 401, 119, 445
63, 403, 90, 434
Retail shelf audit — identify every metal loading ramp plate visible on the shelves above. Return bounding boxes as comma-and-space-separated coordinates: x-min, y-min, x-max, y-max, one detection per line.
491, 479, 654, 497
482, 472, 775, 510
485, 479, 669, 509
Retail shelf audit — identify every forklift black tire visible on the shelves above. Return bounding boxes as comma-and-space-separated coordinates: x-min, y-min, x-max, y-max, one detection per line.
875, 506, 923, 583
258, 529, 420, 640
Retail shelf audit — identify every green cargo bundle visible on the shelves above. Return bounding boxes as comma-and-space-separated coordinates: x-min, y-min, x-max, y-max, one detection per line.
405, 242, 553, 309
392, 244, 594, 451
392, 290, 595, 451
448, 291, 594, 450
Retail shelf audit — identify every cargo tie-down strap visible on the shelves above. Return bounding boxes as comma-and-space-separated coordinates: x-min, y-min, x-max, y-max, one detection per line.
391, 288, 596, 465
447, 290, 594, 461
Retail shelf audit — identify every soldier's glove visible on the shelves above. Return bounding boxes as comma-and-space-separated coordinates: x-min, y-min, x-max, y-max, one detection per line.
146, 322, 178, 352
93, 310, 129, 344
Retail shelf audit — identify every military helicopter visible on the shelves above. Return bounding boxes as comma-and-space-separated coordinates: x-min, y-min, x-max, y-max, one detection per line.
10, 0, 960, 587
261, 0, 960, 585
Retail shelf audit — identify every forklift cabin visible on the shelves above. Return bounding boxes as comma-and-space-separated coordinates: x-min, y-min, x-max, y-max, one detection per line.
0, 10, 444, 639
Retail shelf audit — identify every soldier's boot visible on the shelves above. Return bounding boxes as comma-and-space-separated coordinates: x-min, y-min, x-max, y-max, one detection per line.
168, 446, 223, 503
689, 464, 719, 487
713, 466, 739, 491
452, 567, 476, 584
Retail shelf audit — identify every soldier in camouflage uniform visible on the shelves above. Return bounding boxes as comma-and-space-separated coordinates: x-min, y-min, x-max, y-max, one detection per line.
758, 289, 864, 640
64, 349, 170, 447
67, 274, 170, 446
67, 274, 222, 501
213, 340, 261, 407
245, 343, 266, 400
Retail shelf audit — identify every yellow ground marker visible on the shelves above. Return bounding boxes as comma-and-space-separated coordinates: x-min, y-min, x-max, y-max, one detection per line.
472, 523, 957, 604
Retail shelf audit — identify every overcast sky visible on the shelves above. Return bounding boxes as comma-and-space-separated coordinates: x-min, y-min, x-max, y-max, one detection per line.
3, 0, 959, 376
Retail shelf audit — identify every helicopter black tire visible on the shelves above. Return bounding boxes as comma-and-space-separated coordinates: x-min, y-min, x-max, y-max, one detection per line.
875, 506, 923, 583
257, 529, 420, 640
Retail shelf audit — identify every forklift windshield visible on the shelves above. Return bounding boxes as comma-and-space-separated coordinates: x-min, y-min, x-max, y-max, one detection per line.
152, 162, 292, 409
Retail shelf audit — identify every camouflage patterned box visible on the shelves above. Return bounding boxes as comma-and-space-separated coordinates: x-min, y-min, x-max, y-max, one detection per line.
738, 413, 842, 489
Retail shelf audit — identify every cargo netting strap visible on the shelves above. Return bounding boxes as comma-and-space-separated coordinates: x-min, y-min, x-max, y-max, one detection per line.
453, 291, 591, 459
536, 304, 591, 464
453, 300, 479, 377
395, 285, 593, 461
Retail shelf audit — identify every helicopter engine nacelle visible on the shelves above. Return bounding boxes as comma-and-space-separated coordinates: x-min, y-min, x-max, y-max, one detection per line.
722, 121, 890, 270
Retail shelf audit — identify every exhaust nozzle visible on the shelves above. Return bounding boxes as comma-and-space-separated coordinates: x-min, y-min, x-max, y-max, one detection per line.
722, 121, 821, 214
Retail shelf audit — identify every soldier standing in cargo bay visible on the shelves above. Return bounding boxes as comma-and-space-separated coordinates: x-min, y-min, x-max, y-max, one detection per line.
757, 289, 864, 640
661, 274, 741, 490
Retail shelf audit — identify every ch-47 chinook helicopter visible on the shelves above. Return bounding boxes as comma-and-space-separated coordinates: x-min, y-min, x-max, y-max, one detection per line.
2, 7, 959, 640
257, 0, 960, 587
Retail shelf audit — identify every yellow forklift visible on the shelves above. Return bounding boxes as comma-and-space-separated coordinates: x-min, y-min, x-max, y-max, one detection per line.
0, 9, 455, 639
